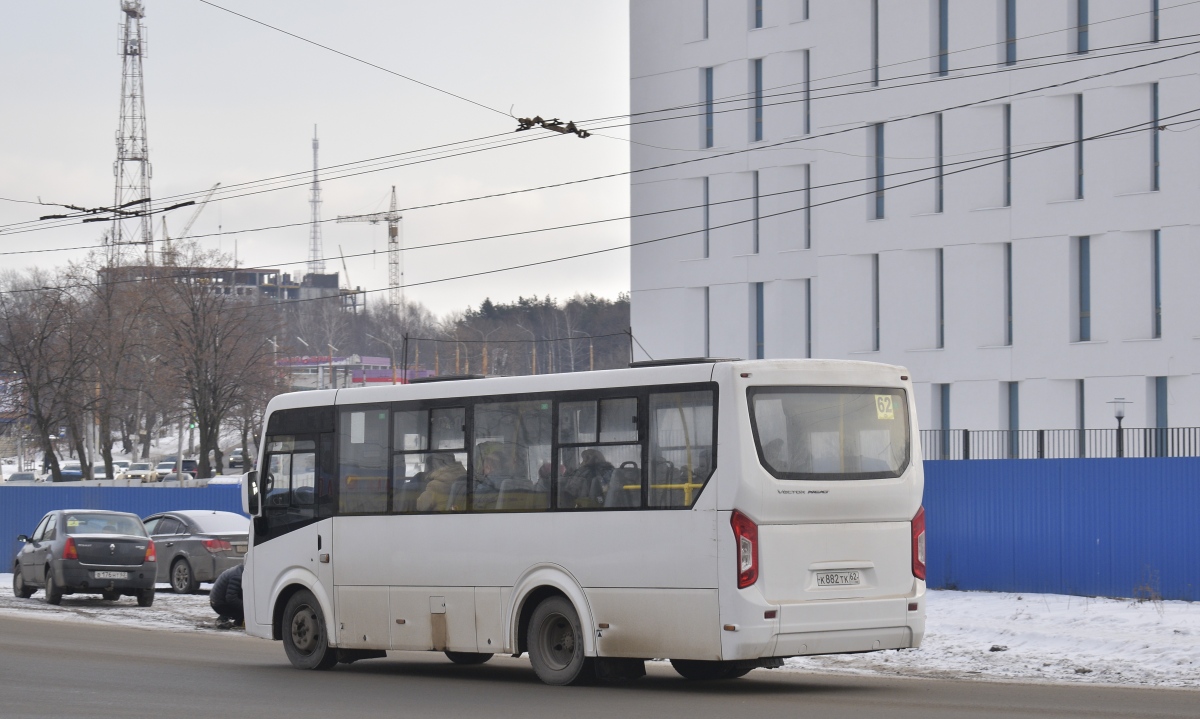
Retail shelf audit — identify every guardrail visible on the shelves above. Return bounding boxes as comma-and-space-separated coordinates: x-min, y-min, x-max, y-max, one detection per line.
920, 427, 1200, 460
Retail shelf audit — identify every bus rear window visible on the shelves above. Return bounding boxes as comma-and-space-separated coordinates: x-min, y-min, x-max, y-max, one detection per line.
748, 387, 909, 480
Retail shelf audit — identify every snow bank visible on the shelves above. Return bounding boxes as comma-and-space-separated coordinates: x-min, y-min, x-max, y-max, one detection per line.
1, 577, 1195, 688
784, 589, 1200, 688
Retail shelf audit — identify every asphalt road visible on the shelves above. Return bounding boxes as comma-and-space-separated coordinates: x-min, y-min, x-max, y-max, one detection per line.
0, 615, 1194, 719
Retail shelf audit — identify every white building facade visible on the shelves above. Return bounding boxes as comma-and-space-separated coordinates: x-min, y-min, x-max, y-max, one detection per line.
629, 0, 1200, 433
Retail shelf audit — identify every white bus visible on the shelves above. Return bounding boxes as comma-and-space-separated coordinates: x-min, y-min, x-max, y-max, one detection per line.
241, 358, 926, 685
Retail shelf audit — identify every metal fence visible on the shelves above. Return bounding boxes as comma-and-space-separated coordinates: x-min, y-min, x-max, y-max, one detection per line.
920, 427, 1200, 460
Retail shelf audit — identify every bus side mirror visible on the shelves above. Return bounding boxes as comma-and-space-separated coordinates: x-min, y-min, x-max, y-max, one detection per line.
244, 471, 261, 517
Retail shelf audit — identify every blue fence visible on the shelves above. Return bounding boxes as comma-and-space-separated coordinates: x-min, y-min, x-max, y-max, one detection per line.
4, 461, 1196, 601
1, 487, 243, 564
924, 458, 1200, 601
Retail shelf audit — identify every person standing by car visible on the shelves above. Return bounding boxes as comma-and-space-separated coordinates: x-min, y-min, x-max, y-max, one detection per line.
210, 564, 244, 629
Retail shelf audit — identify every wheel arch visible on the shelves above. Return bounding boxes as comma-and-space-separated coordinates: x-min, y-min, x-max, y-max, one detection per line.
269, 569, 335, 644
508, 564, 595, 657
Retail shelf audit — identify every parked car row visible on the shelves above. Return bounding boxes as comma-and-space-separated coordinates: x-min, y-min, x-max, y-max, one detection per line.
11, 509, 249, 606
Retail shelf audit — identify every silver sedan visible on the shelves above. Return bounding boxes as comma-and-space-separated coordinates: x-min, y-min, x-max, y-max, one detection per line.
142, 511, 249, 594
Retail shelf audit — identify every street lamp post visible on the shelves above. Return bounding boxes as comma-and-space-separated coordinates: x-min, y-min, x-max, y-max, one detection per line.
1108, 398, 1130, 457
366, 333, 398, 385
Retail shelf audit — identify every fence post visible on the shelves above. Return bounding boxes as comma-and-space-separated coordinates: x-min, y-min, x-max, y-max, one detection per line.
962, 429, 970, 460
1037, 429, 1045, 459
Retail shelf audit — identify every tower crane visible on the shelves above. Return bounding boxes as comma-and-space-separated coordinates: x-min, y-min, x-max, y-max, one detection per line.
160, 182, 221, 264
337, 186, 402, 315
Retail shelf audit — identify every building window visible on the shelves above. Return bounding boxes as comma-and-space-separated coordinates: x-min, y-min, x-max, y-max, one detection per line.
1077, 1, 1089, 53
702, 177, 710, 258
702, 0, 709, 39
754, 0, 763, 29
754, 282, 765, 359
873, 123, 886, 219
803, 164, 812, 249
935, 113, 944, 213
1005, 0, 1017, 65
1077, 379, 1086, 457
1075, 94, 1084, 199
1152, 229, 1162, 338
704, 67, 714, 148
1007, 381, 1020, 457
936, 248, 945, 349
871, 0, 880, 86
704, 286, 711, 356
937, 0, 949, 76
1155, 375, 1169, 456
804, 278, 813, 358
1078, 236, 1091, 342
1003, 103, 1013, 207
1004, 242, 1013, 346
871, 253, 881, 351
752, 170, 760, 253
1151, 83, 1160, 191
937, 383, 951, 459
802, 49, 811, 135
753, 58, 764, 141
1152, 0, 1160, 43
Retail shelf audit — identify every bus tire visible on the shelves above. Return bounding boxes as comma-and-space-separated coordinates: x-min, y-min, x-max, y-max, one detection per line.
445, 651, 493, 665
282, 589, 338, 670
670, 659, 752, 681
527, 595, 593, 686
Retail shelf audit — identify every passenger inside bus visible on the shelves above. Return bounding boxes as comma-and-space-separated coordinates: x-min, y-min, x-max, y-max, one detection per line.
560, 448, 614, 508
414, 453, 467, 512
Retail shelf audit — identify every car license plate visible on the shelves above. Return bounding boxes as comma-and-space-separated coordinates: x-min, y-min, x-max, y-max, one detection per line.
233, 544, 247, 554
93, 571, 128, 580
816, 570, 861, 587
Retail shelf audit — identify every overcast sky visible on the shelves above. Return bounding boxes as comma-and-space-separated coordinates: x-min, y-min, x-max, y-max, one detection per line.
0, 1, 631, 316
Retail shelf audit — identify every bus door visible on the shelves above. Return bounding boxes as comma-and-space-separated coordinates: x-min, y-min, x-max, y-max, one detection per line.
252, 407, 336, 626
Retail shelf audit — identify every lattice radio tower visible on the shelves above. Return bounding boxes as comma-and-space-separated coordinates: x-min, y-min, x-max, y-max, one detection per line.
112, 0, 153, 267
308, 125, 326, 275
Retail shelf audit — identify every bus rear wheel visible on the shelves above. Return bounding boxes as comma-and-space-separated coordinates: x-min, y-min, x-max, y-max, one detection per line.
283, 590, 338, 670
670, 659, 752, 681
527, 596, 593, 686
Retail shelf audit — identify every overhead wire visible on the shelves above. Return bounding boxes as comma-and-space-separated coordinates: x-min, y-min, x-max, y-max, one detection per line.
3, 111, 1192, 310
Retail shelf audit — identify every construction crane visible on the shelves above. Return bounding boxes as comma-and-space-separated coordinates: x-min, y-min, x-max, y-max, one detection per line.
160, 182, 221, 264
337, 186, 402, 315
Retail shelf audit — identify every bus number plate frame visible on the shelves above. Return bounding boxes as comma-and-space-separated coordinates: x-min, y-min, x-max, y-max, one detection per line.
815, 570, 861, 587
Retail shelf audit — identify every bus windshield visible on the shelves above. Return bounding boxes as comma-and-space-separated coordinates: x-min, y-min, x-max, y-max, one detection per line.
749, 386, 909, 480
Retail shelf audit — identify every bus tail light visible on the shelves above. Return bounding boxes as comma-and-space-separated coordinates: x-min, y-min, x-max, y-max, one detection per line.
145, 540, 157, 563
63, 536, 78, 560
911, 506, 926, 580
731, 510, 758, 589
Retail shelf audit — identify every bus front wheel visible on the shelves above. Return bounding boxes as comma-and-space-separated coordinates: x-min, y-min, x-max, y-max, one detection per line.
282, 590, 338, 670
527, 596, 593, 686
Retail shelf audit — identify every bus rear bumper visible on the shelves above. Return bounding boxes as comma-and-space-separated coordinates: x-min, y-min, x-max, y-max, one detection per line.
766, 595, 924, 657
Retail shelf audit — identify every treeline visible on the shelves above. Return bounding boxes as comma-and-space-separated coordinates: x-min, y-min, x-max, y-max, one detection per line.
0, 244, 630, 481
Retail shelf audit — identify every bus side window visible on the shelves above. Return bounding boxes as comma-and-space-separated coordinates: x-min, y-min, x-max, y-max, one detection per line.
473, 400, 551, 512
648, 390, 716, 508
339, 408, 389, 514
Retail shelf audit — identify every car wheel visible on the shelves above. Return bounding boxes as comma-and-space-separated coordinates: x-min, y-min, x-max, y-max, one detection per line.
670, 659, 752, 681
102, 590, 121, 601
527, 595, 593, 686
445, 651, 493, 665
13, 568, 35, 599
44, 570, 62, 606
170, 559, 199, 594
282, 590, 338, 670
136, 588, 155, 607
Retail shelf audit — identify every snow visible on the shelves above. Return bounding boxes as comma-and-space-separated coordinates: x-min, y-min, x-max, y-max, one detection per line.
0, 576, 1196, 688
782, 589, 1200, 688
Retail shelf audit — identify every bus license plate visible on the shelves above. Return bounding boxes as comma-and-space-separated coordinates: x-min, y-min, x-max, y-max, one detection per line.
94, 571, 128, 580
816, 570, 861, 587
